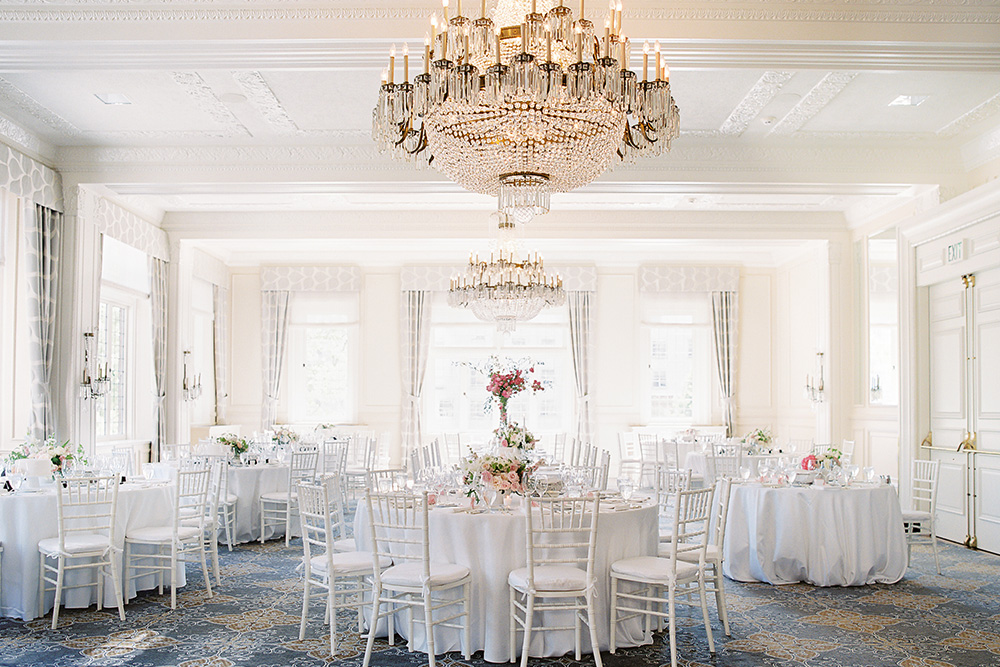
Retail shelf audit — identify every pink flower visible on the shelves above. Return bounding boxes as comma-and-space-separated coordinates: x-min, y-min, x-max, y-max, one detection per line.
801, 455, 817, 471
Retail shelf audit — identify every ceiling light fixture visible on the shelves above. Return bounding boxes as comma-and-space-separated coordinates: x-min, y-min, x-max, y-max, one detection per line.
94, 93, 132, 105
888, 94, 928, 107
448, 213, 565, 331
372, 0, 680, 223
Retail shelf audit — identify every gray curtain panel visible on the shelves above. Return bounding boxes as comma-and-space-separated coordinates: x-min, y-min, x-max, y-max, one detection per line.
261, 290, 291, 430
150, 257, 168, 458
711, 291, 739, 437
213, 284, 230, 424
567, 291, 593, 446
26, 204, 62, 442
401, 290, 431, 458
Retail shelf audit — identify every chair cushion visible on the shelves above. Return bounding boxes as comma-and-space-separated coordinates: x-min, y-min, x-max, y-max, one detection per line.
260, 491, 296, 502
333, 538, 357, 552
901, 510, 932, 522
223, 493, 238, 505
508, 565, 588, 593
380, 562, 470, 588
309, 551, 391, 576
126, 525, 202, 544
38, 533, 111, 556
675, 544, 720, 563
658, 529, 674, 542
611, 556, 699, 583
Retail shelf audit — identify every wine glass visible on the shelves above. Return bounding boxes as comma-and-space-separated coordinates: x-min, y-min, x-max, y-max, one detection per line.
617, 475, 635, 502
739, 465, 752, 483
9, 472, 24, 493
863, 466, 876, 484
846, 464, 860, 485
483, 484, 497, 510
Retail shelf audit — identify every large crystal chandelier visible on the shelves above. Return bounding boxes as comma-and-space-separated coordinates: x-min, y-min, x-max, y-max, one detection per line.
449, 214, 566, 331
373, 0, 680, 222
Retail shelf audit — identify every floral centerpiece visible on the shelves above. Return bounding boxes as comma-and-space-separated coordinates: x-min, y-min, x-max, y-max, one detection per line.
494, 421, 538, 451
461, 452, 543, 502
216, 434, 249, 460
272, 426, 299, 445
801, 447, 843, 471
474, 356, 544, 424
5, 436, 87, 476
743, 427, 772, 455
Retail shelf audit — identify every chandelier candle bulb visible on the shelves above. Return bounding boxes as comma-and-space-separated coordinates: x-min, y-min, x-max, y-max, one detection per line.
457, 0, 462, 17
655, 40, 661, 80
403, 43, 409, 81
546, 26, 552, 62
576, 23, 583, 60
580, 0, 585, 19
443, 0, 449, 22
482, 0, 486, 17
615, 2, 622, 35
389, 44, 395, 83
424, 35, 431, 74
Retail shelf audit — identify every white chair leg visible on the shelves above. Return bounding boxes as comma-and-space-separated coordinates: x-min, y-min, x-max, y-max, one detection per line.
425, 594, 437, 667
299, 570, 311, 641
930, 522, 942, 575
199, 540, 214, 598
259, 500, 266, 544
509, 587, 518, 663
609, 577, 618, 654
329, 586, 337, 656
170, 543, 179, 609
110, 552, 126, 621
519, 595, 535, 667
51, 558, 65, 630
362, 585, 382, 667
667, 586, 677, 667
699, 576, 715, 654
713, 565, 731, 636
463, 583, 471, 660
586, 593, 603, 667
38, 552, 46, 619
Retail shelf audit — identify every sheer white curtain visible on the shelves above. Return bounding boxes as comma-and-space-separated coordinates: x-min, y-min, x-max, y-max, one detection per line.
212, 284, 229, 424
401, 290, 431, 457
26, 203, 62, 441
261, 290, 291, 430
150, 257, 168, 457
567, 291, 593, 445
711, 291, 738, 436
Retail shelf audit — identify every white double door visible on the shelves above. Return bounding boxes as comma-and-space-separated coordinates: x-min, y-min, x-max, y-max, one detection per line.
928, 266, 1000, 554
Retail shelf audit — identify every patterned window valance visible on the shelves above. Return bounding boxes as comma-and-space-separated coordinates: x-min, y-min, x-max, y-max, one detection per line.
192, 248, 229, 288
401, 265, 597, 292
80, 188, 170, 261
0, 144, 62, 211
260, 266, 361, 292
640, 266, 740, 293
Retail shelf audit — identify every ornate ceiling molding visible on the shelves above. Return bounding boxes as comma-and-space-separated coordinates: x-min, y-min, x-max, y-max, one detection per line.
938, 92, 1000, 137
769, 72, 858, 135
0, 77, 79, 137
171, 71, 250, 138
231, 70, 301, 135
719, 71, 794, 136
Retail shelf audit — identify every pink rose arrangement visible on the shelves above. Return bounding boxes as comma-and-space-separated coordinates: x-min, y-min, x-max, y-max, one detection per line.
479, 357, 545, 423
461, 453, 543, 500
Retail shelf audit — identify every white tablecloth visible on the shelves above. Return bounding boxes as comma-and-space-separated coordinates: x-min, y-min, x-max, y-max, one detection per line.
723, 483, 907, 587
0, 482, 183, 620
146, 462, 291, 544
355, 500, 658, 663
683, 452, 779, 478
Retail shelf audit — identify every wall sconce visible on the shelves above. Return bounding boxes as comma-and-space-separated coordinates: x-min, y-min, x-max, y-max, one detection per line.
182, 350, 202, 402
870, 374, 882, 403
79, 331, 109, 400
804, 352, 825, 404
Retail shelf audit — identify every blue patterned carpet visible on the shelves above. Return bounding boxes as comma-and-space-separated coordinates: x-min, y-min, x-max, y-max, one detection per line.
1, 538, 998, 667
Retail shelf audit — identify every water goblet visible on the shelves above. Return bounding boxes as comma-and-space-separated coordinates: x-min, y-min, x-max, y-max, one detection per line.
9, 472, 24, 493
739, 465, 752, 483
863, 466, 876, 484
617, 475, 635, 502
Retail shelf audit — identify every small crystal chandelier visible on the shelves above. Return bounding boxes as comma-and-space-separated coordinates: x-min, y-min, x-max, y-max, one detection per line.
449, 214, 566, 331
373, 0, 680, 223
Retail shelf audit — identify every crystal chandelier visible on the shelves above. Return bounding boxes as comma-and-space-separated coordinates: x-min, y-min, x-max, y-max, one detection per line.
372, 0, 680, 222
449, 214, 566, 331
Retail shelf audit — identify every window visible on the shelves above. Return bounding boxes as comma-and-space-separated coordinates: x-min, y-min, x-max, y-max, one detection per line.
286, 292, 359, 423
641, 292, 714, 424
96, 300, 128, 438
423, 293, 574, 438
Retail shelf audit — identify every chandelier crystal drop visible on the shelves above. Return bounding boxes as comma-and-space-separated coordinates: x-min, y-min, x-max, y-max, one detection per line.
372, 0, 680, 222
448, 214, 566, 332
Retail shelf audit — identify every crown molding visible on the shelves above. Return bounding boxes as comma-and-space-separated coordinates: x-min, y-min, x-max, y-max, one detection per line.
1, 39, 997, 72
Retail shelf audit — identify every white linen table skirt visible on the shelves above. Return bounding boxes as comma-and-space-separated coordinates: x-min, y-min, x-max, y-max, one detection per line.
145, 461, 292, 544
722, 483, 907, 587
354, 500, 658, 663
0, 482, 184, 620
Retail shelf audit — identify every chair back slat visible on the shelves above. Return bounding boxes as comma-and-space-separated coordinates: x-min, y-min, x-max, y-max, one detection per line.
911, 459, 940, 512
365, 490, 430, 574
298, 481, 334, 556
524, 496, 600, 581
664, 487, 714, 565
56, 476, 120, 550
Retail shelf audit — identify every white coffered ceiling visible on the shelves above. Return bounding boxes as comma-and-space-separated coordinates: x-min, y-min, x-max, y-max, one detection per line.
0, 0, 998, 263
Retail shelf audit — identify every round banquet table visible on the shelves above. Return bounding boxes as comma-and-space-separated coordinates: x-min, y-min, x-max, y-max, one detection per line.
354, 499, 658, 663
0, 481, 184, 620
145, 461, 292, 544
722, 482, 907, 587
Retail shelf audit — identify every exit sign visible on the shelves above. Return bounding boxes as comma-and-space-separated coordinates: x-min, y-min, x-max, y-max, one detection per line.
946, 240, 965, 264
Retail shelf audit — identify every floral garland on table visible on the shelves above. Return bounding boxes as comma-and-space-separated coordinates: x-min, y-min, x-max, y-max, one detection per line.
801, 447, 843, 471
216, 434, 249, 459
494, 421, 538, 451
461, 452, 543, 502
5, 436, 87, 476
272, 426, 300, 445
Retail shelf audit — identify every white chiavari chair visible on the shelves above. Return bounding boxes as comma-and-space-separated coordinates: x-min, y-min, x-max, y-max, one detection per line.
508, 495, 603, 667
903, 459, 941, 575
654, 466, 692, 544
110, 446, 136, 478
442, 433, 462, 466
704, 452, 740, 484
610, 487, 716, 667
298, 478, 390, 657
259, 445, 319, 546
618, 432, 642, 479
551, 432, 567, 465
637, 433, 661, 488
38, 475, 125, 628
362, 490, 472, 667
125, 466, 214, 609
786, 439, 813, 455
841, 439, 856, 464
